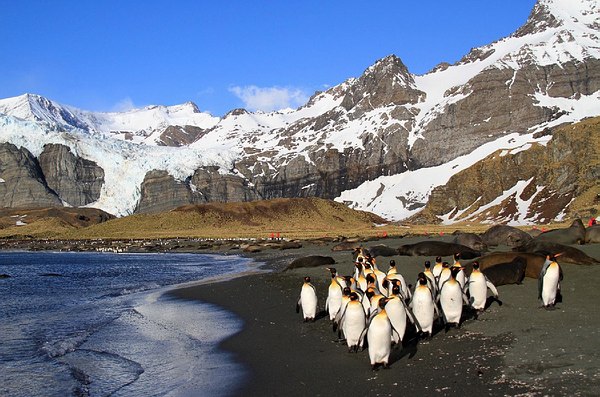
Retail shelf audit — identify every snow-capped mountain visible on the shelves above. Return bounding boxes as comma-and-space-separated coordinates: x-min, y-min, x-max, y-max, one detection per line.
0, 0, 598, 223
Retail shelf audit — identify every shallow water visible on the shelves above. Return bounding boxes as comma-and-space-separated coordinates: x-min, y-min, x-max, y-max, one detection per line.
0, 251, 252, 397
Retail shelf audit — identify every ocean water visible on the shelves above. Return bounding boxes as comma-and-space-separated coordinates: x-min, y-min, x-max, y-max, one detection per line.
0, 251, 254, 397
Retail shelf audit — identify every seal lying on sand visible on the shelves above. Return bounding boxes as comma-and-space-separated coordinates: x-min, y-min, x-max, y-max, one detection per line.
481, 257, 527, 286
464, 252, 546, 279
331, 241, 361, 252
452, 233, 487, 252
396, 241, 481, 259
285, 255, 336, 271
366, 244, 398, 257
585, 225, 600, 244
534, 219, 586, 245
480, 225, 532, 248
513, 241, 600, 265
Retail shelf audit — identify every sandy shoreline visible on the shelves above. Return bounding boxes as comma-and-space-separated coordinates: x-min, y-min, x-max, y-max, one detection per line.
168, 236, 600, 396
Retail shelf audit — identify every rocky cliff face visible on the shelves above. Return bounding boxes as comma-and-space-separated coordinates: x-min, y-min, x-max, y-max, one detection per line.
413, 117, 600, 224
0, 143, 63, 208
39, 144, 104, 207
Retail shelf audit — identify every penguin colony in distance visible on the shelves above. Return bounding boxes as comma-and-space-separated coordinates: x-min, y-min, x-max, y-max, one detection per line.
295, 248, 517, 370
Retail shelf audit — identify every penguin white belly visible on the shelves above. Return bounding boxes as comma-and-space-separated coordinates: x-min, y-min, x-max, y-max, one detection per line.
300, 285, 318, 319
468, 274, 488, 310
343, 303, 366, 348
542, 266, 560, 306
441, 283, 463, 324
411, 290, 435, 334
385, 298, 407, 344
456, 270, 466, 289
367, 315, 391, 365
326, 286, 343, 320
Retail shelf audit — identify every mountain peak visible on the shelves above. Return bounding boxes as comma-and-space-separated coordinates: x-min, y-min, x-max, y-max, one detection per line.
515, 0, 599, 37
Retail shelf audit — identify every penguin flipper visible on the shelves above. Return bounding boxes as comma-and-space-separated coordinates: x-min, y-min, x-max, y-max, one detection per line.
486, 280, 499, 298
296, 297, 301, 313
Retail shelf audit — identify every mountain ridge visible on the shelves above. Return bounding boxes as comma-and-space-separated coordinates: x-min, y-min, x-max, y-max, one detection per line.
0, 0, 598, 223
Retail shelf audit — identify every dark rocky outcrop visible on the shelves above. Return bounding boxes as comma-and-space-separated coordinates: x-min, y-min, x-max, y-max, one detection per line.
38, 144, 104, 206
0, 143, 63, 208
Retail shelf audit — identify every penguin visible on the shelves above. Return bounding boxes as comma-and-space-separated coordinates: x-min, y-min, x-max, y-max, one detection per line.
410, 275, 438, 338
385, 270, 411, 301
354, 260, 368, 292
422, 261, 438, 298
368, 286, 386, 319
438, 266, 468, 330
466, 261, 500, 312
538, 254, 563, 309
296, 276, 318, 322
386, 284, 414, 345
325, 268, 343, 321
451, 253, 466, 289
437, 261, 451, 291
333, 287, 352, 332
387, 259, 398, 275
365, 298, 397, 370
432, 256, 444, 280
339, 292, 367, 352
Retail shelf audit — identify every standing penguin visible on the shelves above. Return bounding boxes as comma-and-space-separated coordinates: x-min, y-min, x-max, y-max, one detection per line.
339, 292, 367, 352
452, 253, 466, 289
422, 261, 438, 298
387, 259, 398, 275
386, 284, 414, 345
365, 298, 397, 370
437, 261, 452, 291
325, 268, 343, 321
467, 262, 501, 312
538, 254, 563, 309
432, 256, 444, 280
410, 275, 438, 338
438, 266, 468, 330
296, 276, 318, 322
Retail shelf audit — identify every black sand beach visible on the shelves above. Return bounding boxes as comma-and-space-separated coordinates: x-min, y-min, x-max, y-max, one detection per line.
169, 236, 600, 396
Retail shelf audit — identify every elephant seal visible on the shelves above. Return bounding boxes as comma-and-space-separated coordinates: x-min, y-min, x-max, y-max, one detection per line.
464, 252, 546, 279
452, 233, 488, 252
366, 244, 398, 257
513, 240, 600, 265
331, 241, 362, 252
534, 219, 586, 245
585, 225, 600, 244
481, 257, 527, 286
284, 255, 336, 271
480, 225, 532, 248
396, 241, 481, 259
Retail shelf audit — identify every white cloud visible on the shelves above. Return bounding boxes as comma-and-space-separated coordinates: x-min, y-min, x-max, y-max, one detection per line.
229, 85, 308, 112
112, 97, 137, 112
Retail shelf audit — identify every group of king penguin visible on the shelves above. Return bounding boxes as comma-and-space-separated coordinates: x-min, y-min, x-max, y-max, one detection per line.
296, 248, 565, 370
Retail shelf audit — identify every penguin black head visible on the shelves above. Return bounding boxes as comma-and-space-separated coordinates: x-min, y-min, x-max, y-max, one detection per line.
327, 267, 337, 277
472, 262, 480, 270
366, 273, 376, 284
364, 262, 372, 269
442, 261, 449, 268
349, 292, 360, 301
436, 256, 442, 263
450, 266, 463, 278
389, 260, 396, 267
454, 253, 461, 261
366, 288, 376, 299
342, 286, 351, 296
392, 284, 401, 295
303, 276, 311, 283
418, 277, 428, 286
378, 297, 390, 309
357, 257, 363, 263
424, 260, 431, 269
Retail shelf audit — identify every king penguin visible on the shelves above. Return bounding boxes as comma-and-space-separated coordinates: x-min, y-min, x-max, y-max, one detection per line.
466, 261, 500, 312
538, 254, 563, 309
410, 275, 438, 338
339, 291, 367, 352
296, 276, 318, 322
432, 256, 444, 280
438, 266, 468, 330
325, 268, 343, 321
365, 298, 397, 370
451, 253, 466, 289
386, 284, 414, 345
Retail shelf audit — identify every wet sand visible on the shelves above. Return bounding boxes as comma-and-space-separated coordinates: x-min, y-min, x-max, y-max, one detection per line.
169, 236, 600, 396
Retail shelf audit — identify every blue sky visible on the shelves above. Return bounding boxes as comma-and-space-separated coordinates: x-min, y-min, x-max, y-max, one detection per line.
0, 1, 536, 116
